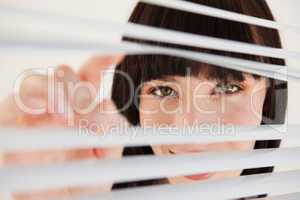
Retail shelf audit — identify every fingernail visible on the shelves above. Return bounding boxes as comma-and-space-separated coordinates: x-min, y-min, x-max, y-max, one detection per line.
18, 96, 47, 114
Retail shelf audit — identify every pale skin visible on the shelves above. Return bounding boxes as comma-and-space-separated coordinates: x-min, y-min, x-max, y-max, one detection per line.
0, 56, 269, 199
139, 74, 268, 184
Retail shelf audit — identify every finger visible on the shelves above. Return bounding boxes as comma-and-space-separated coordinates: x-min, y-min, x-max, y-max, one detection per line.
0, 65, 78, 127
2, 149, 99, 166
54, 65, 78, 87
75, 99, 130, 134
69, 80, 98, 117
0, 153, 3, 166
85, 105, 124, 159
13, 184, 111, 200
78, 55, 124, 87
73, 55, 123, 118
17, 73, 49, 119
18, 65, 77, 105
1, 146, 123, 166
49, 65, 78, 125
54, 64, 99, 120
13, 65, 77, 127
74, 99, 127, 160
0, 95, 47, 127
18, 74, 48, 101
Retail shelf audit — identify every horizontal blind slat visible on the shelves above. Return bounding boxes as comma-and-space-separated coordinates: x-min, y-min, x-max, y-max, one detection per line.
0, 125, 298, 152
1, 147, 300, 192
60, 170, 300, 200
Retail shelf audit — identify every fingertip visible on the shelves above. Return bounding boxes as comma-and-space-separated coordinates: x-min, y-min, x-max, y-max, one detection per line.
78, 54, 124, 83
55, 65, 77, 83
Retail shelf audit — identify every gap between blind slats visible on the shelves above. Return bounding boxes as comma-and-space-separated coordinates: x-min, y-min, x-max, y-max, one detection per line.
0, 125, 299, 152
50, 170, 300, 200
1, 8, 300, 61
251, 193, 300, 200
1, 147, 300, 192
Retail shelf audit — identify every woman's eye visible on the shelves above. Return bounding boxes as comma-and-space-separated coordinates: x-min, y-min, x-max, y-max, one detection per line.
150, 86, 178, 97
213, 83, 242, 95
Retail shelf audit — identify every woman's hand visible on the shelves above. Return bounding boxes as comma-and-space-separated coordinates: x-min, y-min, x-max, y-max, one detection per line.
0, 55, 126, 128
0, 55, 128, 199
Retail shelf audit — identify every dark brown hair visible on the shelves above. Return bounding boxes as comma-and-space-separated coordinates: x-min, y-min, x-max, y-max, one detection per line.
112, 0, 288, 193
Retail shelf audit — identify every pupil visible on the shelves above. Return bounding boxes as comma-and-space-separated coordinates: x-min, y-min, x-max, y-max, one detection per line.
162, 87, 170, 95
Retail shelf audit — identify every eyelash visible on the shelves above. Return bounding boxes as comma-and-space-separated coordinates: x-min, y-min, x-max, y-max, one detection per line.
212, 83, 243, 95
149, 86, 178, 98
148, 83, 243, 98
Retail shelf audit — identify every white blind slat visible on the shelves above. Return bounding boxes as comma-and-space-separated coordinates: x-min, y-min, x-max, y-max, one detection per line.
1, 147, 300, 192
0, 125, 298, 152
58, 170, 300, 200
2, 41, 298, 81
252, 193, 300, 200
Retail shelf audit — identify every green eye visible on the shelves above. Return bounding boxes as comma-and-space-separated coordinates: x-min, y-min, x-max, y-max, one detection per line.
214, 82, 242, 95
151, 86, 178, 97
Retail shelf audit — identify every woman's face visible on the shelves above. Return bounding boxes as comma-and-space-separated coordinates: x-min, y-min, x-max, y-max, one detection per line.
139, 73, 268, 184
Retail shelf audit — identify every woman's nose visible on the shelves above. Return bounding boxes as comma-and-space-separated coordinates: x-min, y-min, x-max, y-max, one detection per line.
175, 101, 221, 126
175, 110, 218, 126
